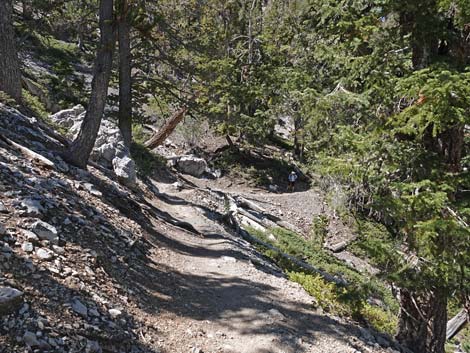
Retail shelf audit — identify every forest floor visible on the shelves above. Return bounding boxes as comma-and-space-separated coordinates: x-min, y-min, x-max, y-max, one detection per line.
0, 104, 398, 353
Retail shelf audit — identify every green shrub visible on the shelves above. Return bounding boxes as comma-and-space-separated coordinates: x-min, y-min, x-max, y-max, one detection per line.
361, 304, 397, 336
288, 271, 349, 314
310, 214, 329, 246
245, 225, 399, 334
132, 124, 150, 145
22, 89, 48, 120
0, 91, 17, 106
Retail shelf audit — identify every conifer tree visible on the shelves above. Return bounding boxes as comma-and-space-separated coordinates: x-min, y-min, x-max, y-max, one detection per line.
0, 0, 22, 103
64, 0, 116, 168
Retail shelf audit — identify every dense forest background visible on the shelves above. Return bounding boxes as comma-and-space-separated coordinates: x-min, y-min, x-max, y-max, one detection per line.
0, 1, 469, 353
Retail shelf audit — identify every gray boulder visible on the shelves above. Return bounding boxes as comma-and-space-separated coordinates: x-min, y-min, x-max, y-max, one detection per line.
0, 286, 23, 316
98, 143, 116, 163
21, 198, 44, 216
49, 105, 85, 128
176, 155, 207, 177
31, 220, 59, 245
113, 155, 137, 187
71, 298, 88, 318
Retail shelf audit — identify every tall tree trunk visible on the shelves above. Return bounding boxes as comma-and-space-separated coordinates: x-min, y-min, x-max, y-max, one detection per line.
293, 115, 302, 159
0, 0, 22, 103
118, 0, 132, 149
22, 0, 33, 21
396, 288, 447, 353
64, 0, 116, 168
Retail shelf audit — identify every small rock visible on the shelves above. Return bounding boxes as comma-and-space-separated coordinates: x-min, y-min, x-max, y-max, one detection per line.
23, 230, 39, 242
108, 308, 122, 319
38, 339, 52, 350
0, 201, 8, 213
0, 286, 23, 316
83, 183, 102, 197
176, 155, 207, 177
0, 224, 5, 235
267, 234, 277, 242
36, 248, 54, 261
88, 308, 100, 317
31, 220, 59, 244
267, 308, 286, 321
71, 298, 88, 318
21, 198, 44, 216
221, 256, 237, 263
19, 303, 29, 315
86, 339, 102, 353
23, 331, 39, 347
268, 184, 279, 193
172, 181, 184, 191
22, 242, 34, 253
52, 245, 65, 255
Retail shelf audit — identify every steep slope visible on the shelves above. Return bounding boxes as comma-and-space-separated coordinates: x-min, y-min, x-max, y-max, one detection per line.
0, 105, 398, 353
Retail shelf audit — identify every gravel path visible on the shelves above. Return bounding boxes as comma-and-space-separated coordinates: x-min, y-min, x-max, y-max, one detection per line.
142, 179, 392, 353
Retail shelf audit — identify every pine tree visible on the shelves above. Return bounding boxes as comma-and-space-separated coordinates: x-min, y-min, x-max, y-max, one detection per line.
117, 0, 132, 149
64, 0, 116, 168
0, 0, 22, 103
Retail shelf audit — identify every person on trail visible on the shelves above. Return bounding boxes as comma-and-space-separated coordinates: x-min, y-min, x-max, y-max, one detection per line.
287, 171, 298, 192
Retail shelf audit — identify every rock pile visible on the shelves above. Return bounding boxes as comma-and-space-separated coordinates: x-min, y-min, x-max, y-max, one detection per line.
49, 105, 136, 187
0, 104, 151, 352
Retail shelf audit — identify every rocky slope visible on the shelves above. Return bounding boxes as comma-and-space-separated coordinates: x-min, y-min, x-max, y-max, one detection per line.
0, 104, 401, 353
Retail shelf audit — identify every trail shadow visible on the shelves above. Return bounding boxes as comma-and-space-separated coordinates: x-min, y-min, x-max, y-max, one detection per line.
212, 148, 311, 192
0, 109, 397, 353
0, 166, 160, 352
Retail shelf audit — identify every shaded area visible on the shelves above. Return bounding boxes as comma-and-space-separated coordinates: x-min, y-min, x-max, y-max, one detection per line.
0, 108, 384, 353
211, 147, 311, 192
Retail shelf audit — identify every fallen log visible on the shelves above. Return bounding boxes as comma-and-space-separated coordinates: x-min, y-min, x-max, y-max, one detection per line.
235, 196, 269, 214
236, 207, 278, 230
0, 133, 56, 169
447, 309, 468, 340
222, 194, 347, 286
275, 220, 303, 234
238, 214, 268, 232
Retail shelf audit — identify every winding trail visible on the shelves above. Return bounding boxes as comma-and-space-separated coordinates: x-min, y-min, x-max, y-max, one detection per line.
137, 178, 388, 353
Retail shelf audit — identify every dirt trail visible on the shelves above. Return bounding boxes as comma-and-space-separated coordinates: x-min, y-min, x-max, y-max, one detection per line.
141, 179, 388, 353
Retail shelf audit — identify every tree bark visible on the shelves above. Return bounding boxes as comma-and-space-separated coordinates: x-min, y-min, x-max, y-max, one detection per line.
22, 0, 33, 21
0, 0, 22, 103
396, 288, 447, 353
118, 0, 132, 149
64, 0, 116, 168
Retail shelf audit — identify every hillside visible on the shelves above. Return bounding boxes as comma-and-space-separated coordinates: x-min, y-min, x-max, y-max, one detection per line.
0, 105, 403, 353
1, 1, 469, 353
